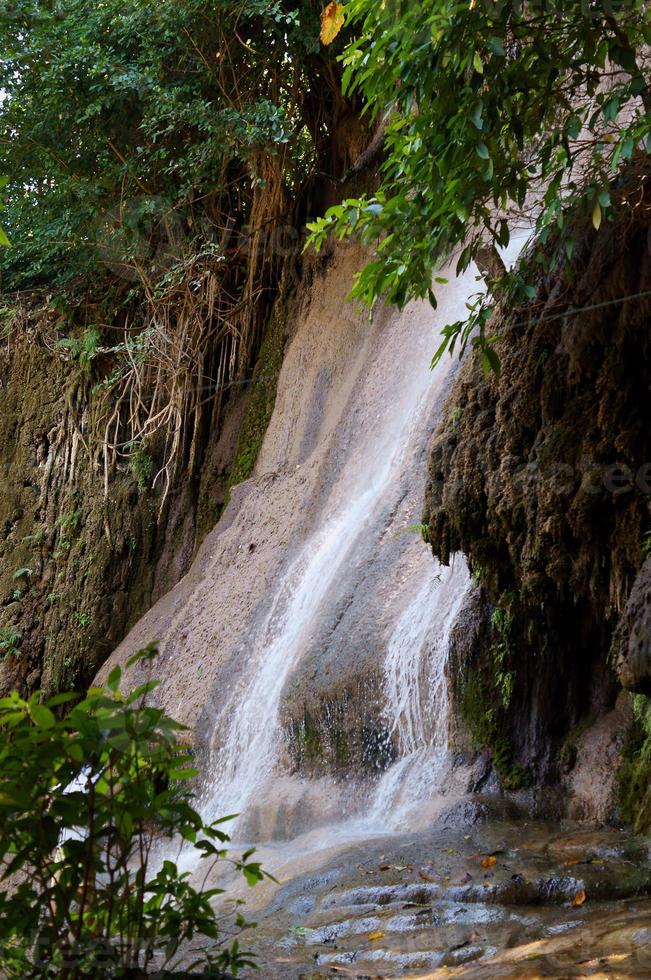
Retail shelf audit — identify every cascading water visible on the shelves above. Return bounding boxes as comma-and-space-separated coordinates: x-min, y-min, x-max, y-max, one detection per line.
105, 237, 527, 852
203, 354, 460, 832
368, 557, 471, 831
197, 254, 485, 839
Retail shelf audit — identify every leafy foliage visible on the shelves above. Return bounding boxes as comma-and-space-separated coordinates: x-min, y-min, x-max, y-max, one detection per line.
0, 0, 332, 290
308, 0, 651, 363
0, 646, 266, 977
0, 626, 22, 659
0, 0, 353, 511
620, 692, 651, 832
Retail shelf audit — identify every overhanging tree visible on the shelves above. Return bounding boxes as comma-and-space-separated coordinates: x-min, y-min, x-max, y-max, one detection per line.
308, 0, 651, 369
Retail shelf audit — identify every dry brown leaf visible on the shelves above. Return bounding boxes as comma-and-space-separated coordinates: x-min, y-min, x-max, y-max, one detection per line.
571, 889, 587, 907
564, 857, 581, 867
320, 2, 345, 45
368, 930, 385, 941
481, 855, 497, 868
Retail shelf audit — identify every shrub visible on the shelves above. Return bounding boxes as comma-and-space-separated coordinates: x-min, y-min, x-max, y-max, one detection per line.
0, 645, 265, 977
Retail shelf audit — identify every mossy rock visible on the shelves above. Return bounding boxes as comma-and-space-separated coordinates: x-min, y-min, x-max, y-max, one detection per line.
619, 695, 651, 833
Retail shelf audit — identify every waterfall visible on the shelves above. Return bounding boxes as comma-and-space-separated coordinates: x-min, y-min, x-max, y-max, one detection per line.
106, 238, 528, 848
203, 368, 449, 829
197, 249, 483, 838
368, 558, 471, 831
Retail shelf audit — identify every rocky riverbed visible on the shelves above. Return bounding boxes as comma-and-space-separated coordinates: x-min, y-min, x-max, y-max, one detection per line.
215, 805, 651, 979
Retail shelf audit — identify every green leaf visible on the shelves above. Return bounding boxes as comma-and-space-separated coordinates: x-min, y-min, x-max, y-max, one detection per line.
481, 346, 501, 377
473, 51, 483, 74
475, 142, 489, 160
107, 665, 122, 693
125, 643, 159, 669
243, 863, 264, 887
565, 115, 581, 139
487, 36, 505, 56
0, 227, 10, 248
168, 767, 199, 780
30, 704, 55, 729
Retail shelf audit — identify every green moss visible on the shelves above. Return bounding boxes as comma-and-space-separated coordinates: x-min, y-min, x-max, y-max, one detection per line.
127, 441, 154, 492
302, 715, 323, 763
331, 726, 351, 768
228, 302, 287, 491
619, 694, 651, 833
490, 599, 515, 709
460, 601, 531, 791
290, 713, 323, 767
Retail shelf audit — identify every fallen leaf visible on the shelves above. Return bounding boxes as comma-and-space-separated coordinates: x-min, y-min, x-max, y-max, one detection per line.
379, 864, 390, 871
368, 930, 385, 941
572, 889, 587, 907
481, 855, 497, 868
320, 2, 345, 46
564, 857, 581, 867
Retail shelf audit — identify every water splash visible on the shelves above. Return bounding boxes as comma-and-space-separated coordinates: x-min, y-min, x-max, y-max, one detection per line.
368, 557, 471, 830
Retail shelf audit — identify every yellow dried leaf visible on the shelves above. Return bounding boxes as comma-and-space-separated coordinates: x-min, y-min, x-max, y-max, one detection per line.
368, 930, 385, 941
592, 199, 602, 230
571, 889, 587, 907
320, 2, 345, 46
481, 855, 497, 868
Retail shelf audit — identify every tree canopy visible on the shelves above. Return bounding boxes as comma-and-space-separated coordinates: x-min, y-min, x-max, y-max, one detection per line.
308, 0, 651, 366
0, 0, 340, 290
1, 1, 649, 367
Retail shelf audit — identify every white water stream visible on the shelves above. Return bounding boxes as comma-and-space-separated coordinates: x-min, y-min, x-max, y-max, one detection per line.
368, 558, 471, 831
109, 237, 527, 854
200, 255, 483, 838
204, 359, 457, 828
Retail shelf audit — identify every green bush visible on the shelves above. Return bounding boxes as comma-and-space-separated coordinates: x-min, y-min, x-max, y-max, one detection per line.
0, 645, 266, 977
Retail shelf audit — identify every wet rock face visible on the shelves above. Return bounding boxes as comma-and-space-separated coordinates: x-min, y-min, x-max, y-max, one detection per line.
614, 559, 651, 695
282, 676, 395, 777
424, 166, 651, 804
